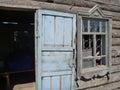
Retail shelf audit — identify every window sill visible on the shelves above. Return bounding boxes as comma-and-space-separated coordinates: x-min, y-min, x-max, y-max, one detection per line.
81, 65, 109, 79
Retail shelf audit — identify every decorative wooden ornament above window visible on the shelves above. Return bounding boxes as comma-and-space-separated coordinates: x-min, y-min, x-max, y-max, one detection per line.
76, 5, 112, 81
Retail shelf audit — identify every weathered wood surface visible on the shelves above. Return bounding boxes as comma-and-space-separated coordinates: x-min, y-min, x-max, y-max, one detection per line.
54, 0, 120, 12
112, 38, 120, 46
0, 0, 119, 90
112, 21, 120, 29
112, 46, 120, 57
0, 0, 120, 21
85, 0, 120, 6
84, 81, 120, 90
112, 65, 120, 73
112, 29, 120, 38
76, 72, 120, 89
13, 82, 35, 90
112, 57, 120, 65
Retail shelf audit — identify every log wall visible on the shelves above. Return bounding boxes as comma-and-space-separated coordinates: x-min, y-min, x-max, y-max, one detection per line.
0, 0, 120, 90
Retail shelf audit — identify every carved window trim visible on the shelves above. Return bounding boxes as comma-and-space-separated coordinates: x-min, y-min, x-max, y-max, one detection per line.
77, 5, 112, 80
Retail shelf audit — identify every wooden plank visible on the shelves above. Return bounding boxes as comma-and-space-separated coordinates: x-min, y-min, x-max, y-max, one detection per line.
64, 18, 73, 46
43, 15, 54, 46
42, 52, 72, 71
36, 9, 43, 90
62, 75, 71, 90
52, 76, 60, 90
42, 77, 51, 90
55, 17, 64, 46
42, 71, 72, 77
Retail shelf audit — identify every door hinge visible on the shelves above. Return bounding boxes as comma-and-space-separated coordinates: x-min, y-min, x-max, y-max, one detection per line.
36, 34, 40, 38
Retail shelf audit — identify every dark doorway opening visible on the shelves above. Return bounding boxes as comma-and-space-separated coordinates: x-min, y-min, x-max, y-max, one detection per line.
0, 10, 35, 90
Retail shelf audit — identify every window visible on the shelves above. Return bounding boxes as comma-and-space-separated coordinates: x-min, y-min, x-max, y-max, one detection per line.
82, 18, 107, 69
77, 5, 112, 80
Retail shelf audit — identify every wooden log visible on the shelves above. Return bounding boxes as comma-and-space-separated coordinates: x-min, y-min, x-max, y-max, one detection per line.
112, 38, 120, 46
103, 10, 120, 21
112, 65, 120, 73
112, 46, 120, 57
54, 0, 120, 12
112, 21, 120, 29
112, 57, 120, 65
112, 29, 120, 38
0, 0, 120, 21
85, 0, 120, 7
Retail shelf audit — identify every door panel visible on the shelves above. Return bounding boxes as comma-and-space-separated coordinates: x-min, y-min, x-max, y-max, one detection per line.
36, 10, 76, 90
42, 52, 72, 71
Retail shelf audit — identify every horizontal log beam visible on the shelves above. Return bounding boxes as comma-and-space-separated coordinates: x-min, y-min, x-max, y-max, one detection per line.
0, 0, 120, 21
112, 57, 120, 65
85, 0, 120, 6
112, 38, 120, 46
54, 0, 120, 12
112, 65, 120, 73
112, 29, 120, 38
112, 21, 120, 29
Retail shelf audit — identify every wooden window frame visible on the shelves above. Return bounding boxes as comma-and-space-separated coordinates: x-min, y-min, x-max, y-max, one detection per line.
76, 5, 112, 80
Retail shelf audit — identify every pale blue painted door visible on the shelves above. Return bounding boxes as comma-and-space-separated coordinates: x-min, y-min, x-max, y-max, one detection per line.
35, 10, 76, 90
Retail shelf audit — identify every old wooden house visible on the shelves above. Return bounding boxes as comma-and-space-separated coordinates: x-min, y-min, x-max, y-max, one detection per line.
0, 0, 120, 90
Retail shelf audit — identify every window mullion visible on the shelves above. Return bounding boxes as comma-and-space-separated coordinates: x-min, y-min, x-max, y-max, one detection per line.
93, 34, 96, 67
88, 20, 90, 33
106, 21, 108, 67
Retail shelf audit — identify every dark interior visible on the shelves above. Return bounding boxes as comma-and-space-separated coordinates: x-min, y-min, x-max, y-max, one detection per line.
0, 10, 35, 90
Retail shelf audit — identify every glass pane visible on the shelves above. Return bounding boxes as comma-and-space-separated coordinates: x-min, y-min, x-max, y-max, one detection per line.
96, 57, 106, 66
83, 59, 94, 68
102, 57, 106, 65
101, 35, 106, 55
96, 56, 102, 66
102, 21, 106, 32
83, 19, 88, 32
90, 20, 100, 32
96, 35, 101, 56
82, 35, 94, 57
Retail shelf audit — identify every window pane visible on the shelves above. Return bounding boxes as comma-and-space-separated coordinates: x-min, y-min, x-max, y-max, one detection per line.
96, 35, 101, 56
101, 35, 106, 55
83, 59, 94, 68
102, 21, 106, 32
82, 35, 94, 57
96, 56, 102, 66
83, 19, 88, 32
102, 57, 106, 65
96, 57, 106, 66
90, 20, 100, 32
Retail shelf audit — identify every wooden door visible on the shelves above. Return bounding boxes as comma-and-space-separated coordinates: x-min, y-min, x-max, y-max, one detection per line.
35, 10, 76, 90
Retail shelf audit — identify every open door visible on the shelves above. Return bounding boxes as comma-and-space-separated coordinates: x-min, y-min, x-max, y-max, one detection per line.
35, 10, 76, 90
